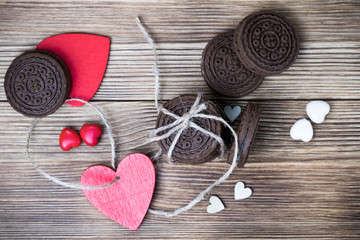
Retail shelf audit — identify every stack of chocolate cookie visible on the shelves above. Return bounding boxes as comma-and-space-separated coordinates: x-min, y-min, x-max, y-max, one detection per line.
156, 95, 223, 164
201, 11, 299, 97
155, 94, 261, 167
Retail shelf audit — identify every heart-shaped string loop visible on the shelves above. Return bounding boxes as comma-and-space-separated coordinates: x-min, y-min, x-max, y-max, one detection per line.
26, 98, 118, 190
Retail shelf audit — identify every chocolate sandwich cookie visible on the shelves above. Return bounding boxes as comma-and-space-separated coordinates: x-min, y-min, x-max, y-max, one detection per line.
5, 51, 71, 117
227, 102, 261, 167
156, 95, 222, 164
234, 11, 299, 76
201, 31, 264, 98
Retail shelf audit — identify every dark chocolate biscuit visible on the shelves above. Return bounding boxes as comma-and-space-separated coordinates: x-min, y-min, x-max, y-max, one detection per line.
5, 51, 71, 117
201, 31, 264, 98
234, 11, 299, 76
227, 102, 261, 167
156, 95, 222, 164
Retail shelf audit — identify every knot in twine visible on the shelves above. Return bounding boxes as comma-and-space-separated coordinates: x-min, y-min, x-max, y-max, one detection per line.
149, 93, 225, 162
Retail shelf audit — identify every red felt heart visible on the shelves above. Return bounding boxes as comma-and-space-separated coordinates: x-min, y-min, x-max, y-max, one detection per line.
59, 128, 81, 151
36, 33, 110, 107
80, 124, 102, 147
81, 153, 155, 230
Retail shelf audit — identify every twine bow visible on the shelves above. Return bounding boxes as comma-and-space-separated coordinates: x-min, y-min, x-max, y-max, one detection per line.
149, 93, 225, 161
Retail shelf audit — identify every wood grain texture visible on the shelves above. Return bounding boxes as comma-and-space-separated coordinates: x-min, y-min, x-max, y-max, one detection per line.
0, 0, 360, 101
0, 0, 360, 239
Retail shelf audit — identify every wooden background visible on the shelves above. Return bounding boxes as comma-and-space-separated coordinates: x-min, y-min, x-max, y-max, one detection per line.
0, 0, 360, 239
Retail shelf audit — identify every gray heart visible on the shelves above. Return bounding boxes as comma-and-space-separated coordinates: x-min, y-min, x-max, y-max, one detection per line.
224, 105, 241, 122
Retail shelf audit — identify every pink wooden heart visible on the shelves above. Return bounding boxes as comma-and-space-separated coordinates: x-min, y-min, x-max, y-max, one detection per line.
81, 153, 155, 230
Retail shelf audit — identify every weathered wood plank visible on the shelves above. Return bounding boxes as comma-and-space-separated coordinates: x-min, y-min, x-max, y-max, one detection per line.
0, 100, 359, 238
0, 1, 359, 101
0, 42, 360, 100
1, 100, 359, 163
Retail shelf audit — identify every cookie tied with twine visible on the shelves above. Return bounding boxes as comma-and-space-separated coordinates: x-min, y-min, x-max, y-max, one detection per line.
154, 94, 223, 164
147, 93, 240, 217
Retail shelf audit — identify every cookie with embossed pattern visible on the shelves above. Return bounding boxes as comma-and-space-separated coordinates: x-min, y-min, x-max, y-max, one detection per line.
234, 11, 299, 76
201, 31, 264, 98
227, 102, 261, 167
5, 51, 71, 117
156, 95, 222, 164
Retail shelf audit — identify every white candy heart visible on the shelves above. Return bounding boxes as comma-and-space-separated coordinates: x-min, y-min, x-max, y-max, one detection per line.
206, 196, 225, 214
306, 100, 330, 124
290, 118, 313, 142
234, 182, 252, 200
224, 105, 241, 122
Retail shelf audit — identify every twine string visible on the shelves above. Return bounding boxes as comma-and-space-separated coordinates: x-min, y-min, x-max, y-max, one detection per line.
135, 17, 160, 113
147, 96, 239, 217
136, 17, 240, 217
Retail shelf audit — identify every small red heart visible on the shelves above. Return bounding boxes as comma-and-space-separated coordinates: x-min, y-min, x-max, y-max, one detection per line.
36, 33, 110, 107
81, 153, 155, 230
80, 124, 102, 147
59, 128, 81, 151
